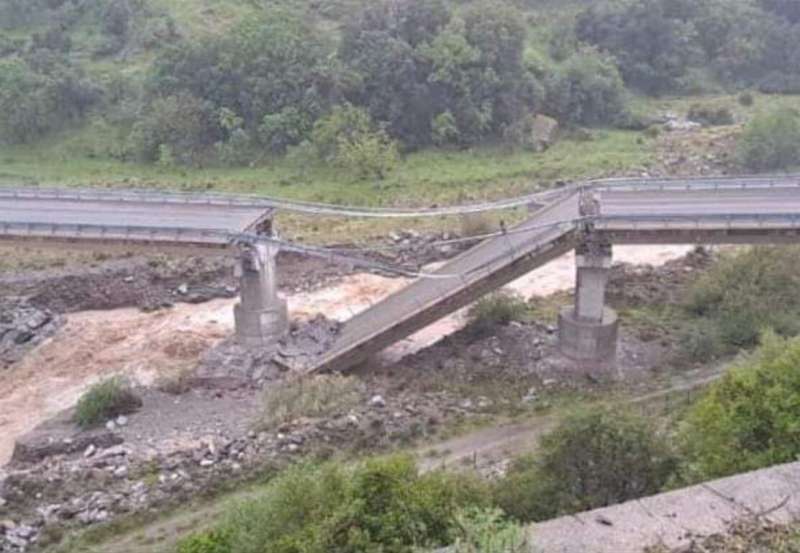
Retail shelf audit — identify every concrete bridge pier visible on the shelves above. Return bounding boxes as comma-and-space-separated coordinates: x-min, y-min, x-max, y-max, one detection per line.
234, 241, 288, 353
558, 242, 618, 362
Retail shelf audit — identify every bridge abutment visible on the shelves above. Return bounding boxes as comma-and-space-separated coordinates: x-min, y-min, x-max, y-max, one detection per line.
234, 241, 288, 353
558, 242, 618, 362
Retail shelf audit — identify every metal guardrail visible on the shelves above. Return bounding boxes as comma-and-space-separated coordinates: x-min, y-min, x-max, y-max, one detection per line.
0, 185, 566, 218
1, 174, 798, 218
594, 212, 800, 228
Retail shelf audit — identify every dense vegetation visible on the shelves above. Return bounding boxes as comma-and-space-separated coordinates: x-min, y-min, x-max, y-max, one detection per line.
493, 408, 677, 522
177, 455, 493, 553
680, 333, 800, 482
2, 0, 798, 174
683, 246, 800, 357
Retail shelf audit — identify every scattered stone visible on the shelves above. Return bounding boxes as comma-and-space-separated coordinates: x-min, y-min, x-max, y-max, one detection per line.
115, 416, 128, 427
369, 395, 386, 408
84, 444, 96, 458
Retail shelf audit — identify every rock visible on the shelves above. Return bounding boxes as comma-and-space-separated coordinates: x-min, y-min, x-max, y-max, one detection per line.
199, 459, 215, 467
84, 444, 96, 458
115, 416, 128, 427
113, 466, 128, 479
531, 114, 559, 151
105, 420, 117, 431
369, 395, 386, 408
177, 283, 189, 295
12, 418, 123, 464
0, 519, 16, 533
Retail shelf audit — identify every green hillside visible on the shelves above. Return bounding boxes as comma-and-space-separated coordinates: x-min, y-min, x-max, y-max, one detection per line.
1, 0, 799, 210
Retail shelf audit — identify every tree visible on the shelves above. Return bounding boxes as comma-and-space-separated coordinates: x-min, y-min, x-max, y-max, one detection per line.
680, 333, 800, 481
575, 0, 701, 95
147, 7, 336, 155
494, 407, 677, 521
737, 108, 800, 172
760, 0, 800, 23
544, 49, 627, 126
311, 104, 400, 179
128, 92, 221, 165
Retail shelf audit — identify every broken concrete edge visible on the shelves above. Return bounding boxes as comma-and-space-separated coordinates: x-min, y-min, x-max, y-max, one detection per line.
433, 460, 800, 553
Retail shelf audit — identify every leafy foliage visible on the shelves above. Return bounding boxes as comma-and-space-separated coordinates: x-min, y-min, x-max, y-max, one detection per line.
686, 246, 800, 348
680, 333, 800, 481
544, 49, 627, 127
147, 7, 335, 156
494, 407, 677, 521
452, 507, 528, 553
74, 377, 142, 428
737, 108, 800, 172
341, 0, 540, 148
0, 55, 98, 144
177, 455, 489, 553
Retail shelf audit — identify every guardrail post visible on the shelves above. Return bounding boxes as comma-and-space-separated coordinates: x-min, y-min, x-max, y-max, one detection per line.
234, 240, 289, 352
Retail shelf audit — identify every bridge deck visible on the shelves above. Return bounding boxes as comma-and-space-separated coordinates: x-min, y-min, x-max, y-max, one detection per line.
313, 184, 800, 373
0, 195, 273, 248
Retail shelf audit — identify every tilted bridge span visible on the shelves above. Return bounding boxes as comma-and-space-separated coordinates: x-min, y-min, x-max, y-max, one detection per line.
1, 176, 799, 370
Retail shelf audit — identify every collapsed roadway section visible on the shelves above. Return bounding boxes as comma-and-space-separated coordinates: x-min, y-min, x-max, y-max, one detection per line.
2, 177, 800, 372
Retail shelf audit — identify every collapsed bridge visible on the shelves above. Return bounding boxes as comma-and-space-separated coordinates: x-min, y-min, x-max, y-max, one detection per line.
1, 176, 800, 371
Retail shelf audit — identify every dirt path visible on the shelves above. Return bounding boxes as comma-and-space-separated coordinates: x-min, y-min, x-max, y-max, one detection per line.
417, 367, 725, 475
0, 245, 692, 465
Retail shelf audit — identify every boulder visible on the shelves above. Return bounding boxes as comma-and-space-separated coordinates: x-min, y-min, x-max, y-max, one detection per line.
531, 114, 560, 151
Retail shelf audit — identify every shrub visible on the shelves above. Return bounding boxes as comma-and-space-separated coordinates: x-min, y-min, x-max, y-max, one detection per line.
494, 407, 677, 521
679, 333, 800, 482
452, 507, 528, 553
337, 128, 400, 180
177, 529, 232, 553
687, 104, 735, 127
180, 455, 489, 553
74, 377, 142, 428
678, 322, 725, 364
737, 108, 800, 171
128, 92, 221, 165
467, 291, 529, 336
311, 104, 400, 179
686, 247, 800, 348
738, 92, 755, 107
544, 49, 627, 127
260, 374, 364, 428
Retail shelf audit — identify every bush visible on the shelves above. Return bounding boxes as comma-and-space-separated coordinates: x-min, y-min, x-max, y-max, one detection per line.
178, 455, 489, 553
738, 92, 755, 107
128, 92, 221, 165
678, 322, 725, 364
679, 333, 800, 481
686, 247, 800, 348
467, 291, 529, 336
260, 374, 364, 428
494, 407, 677, 521
452, 507, 528, 553
337, 128, 400, 180
687, 104, 735, 127
737, 108, 800, 171
311, 104, 401, 179
544, 49, 627, 127
74, 377, 142, 428
177, 529, 232, 553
